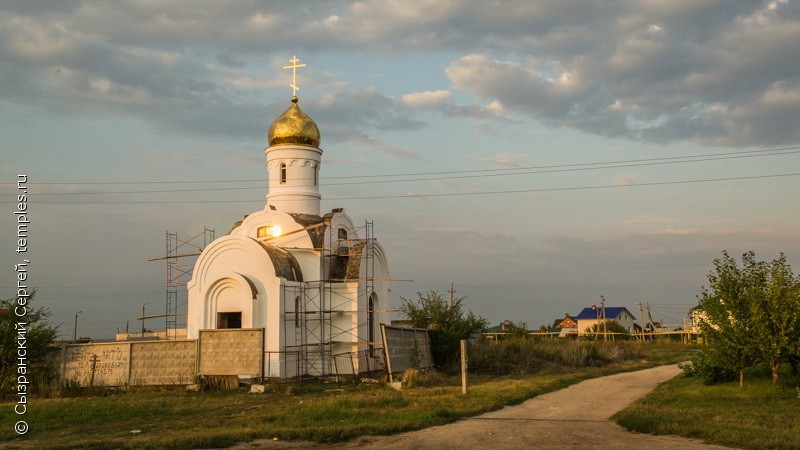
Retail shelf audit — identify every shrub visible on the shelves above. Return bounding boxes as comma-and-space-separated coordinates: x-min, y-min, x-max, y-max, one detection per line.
681, 351, 737, 385
401, 368, 420, 388
401, 291, 488, 371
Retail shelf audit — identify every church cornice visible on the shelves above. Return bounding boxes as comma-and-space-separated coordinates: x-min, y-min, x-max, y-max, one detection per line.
267, 159, 318, 169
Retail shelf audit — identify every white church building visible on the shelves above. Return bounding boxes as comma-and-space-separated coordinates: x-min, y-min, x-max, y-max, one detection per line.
186, 67, 390, 377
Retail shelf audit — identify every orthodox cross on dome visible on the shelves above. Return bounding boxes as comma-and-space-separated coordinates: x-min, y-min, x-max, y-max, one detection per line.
283, 55, 307, 98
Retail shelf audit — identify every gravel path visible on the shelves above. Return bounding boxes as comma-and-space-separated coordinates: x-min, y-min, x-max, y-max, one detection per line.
227, 365, 733, 450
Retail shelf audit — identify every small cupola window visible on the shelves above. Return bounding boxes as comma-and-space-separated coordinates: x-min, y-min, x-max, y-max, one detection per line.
280, 162, 287, 184
257, 225, 282, 238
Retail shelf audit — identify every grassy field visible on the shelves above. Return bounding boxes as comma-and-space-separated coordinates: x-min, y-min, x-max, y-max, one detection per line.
0, 342, 694, 450
613, 372, 800, 449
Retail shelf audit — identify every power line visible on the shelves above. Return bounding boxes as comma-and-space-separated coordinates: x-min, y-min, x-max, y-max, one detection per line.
16, 146, 800, 196
326, 172, 800, 201
0, 281, 162, 289
3, 145, 799, 190
4, 171, 798, 204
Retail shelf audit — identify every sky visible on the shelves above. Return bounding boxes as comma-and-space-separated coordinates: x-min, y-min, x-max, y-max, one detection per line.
2, 0, 799, 339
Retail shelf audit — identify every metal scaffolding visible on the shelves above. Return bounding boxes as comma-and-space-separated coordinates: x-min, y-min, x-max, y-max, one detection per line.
164, 228, 214, 339
281, 219, 379, 377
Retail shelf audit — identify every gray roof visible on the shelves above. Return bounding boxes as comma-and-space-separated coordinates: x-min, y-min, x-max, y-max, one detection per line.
328, 239, 366, 281
288, 212, 337, 249
257, 242, 303, 282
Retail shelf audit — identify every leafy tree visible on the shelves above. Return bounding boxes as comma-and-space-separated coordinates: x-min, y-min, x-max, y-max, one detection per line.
0, 290, 58, 399
697, 251, 800, 386
401, 290, 488, 369
748, 253, 800, 383
585, 321, 631, 340
697, 251, 759, 387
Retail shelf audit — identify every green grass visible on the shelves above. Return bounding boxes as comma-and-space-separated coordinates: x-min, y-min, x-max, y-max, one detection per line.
613, 373, 800, 449
0, 342, 695, 450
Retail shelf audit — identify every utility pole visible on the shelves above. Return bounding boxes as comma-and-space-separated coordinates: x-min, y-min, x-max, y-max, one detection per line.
600, 295, 607, 341
73, 310, 82, 342
637, 301, 646, 341
645, 302, 657, 335
142, 302, 149, 335
449, 283, 455, 307
683, 316, 688, 343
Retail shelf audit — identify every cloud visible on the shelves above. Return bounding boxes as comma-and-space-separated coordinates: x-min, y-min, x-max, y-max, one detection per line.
442, 1, 800, 146
401, 89, 513, 122
486, 153, 526, 167
614, 173, 644, 186
2, 1, 798, 147
402, 90, 452, 108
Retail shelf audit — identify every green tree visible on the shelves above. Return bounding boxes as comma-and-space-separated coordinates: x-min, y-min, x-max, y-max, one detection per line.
697, 251, 759, 387
586, 321, 631, 340
502, 321, 531, 339
748, 253, 800, 383
0, 290, 58, 399
401, 290, 488, 369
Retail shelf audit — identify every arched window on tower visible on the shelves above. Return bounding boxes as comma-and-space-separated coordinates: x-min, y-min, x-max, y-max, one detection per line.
280, 162, 287, 184
368, 292, 377, 356
314, 164, 318, 186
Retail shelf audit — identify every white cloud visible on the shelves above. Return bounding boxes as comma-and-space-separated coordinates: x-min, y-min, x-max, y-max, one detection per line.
401, 90, 452, 108
1, 1, 798, 147
486, 153, 525, 167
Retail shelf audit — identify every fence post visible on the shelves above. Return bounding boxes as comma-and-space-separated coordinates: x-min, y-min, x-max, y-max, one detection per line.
195, 333, 201, 378
460, 340, 468, 395
381, 323, 393, 382
260, 328, 266, 382
127, 342, 133, 387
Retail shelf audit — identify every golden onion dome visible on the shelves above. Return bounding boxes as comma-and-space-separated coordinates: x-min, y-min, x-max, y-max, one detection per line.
267, 96, 321, 148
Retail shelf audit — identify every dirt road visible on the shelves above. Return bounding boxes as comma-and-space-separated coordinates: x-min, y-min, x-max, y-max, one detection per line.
230, 365, 732, 450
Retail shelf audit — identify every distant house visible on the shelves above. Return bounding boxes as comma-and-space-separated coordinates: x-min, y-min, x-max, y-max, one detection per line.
689, 306, 709, 333
554, 314, 577, 329
548, 314, 578, 337
575, 306, 637, 335
485, 320, 528, 333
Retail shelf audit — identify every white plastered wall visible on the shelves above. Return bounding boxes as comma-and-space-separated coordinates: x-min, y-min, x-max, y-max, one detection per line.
265, 144, 323, 216
188, 236, 277, 340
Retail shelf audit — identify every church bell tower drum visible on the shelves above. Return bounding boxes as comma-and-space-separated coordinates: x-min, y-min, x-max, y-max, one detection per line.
265, 102, 322, 216
264, 57, 323, 216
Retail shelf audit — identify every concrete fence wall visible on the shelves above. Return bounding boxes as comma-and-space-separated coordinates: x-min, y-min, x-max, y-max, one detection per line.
197, 329, 264, 376
380, 324, 433, 378
130, 340, 197, 385
59, 328, 264, 387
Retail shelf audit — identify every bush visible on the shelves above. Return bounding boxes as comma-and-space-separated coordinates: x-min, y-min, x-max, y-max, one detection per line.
584, 321, 633, 340
401, 291, 488, 371
401, 368, 419, 388
0, 290, 58, 399
680, 351, 736, 385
